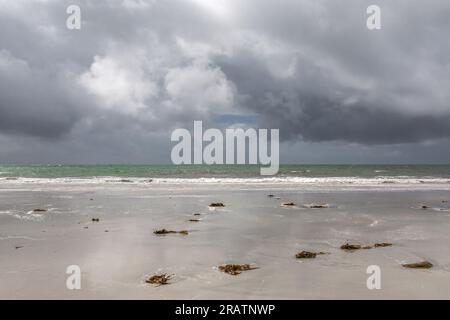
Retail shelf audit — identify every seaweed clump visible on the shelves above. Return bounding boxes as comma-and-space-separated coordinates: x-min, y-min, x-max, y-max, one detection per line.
282, 202, 296, 206
374, 242, 392, 248
340, 243, 362, 251
145, 274, 172, 286
402, 261, 433, 269
295, 251, 326, 259
154, 229, 188, 235
341, 242, 393, 251
307, 204, 329, 209
218, 264, 258, 276
209, 203, 225, 207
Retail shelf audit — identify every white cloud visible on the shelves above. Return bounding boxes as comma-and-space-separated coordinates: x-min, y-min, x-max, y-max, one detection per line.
78, 54, 158, 114
164, 59, 235, 114
122, 0, 154, 10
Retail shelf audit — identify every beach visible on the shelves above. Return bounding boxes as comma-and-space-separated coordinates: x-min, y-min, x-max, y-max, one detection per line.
1, 173, 450, 299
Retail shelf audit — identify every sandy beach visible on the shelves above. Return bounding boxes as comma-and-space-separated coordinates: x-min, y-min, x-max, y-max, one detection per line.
1, 177, 450, 299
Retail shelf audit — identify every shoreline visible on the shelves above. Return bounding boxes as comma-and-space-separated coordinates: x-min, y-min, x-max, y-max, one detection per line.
2, 175, 450, 185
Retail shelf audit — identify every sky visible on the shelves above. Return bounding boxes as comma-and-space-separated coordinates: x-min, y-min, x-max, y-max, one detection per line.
1, 0, 450, 164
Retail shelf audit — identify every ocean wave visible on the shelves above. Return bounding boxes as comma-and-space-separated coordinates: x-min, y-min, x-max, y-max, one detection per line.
1, 176, 450, 186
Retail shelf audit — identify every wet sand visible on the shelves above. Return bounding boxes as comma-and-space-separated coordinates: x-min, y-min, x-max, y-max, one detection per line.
1, 179, 450, 299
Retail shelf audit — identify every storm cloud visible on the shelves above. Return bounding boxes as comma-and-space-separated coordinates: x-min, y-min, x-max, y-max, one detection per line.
0, 0, 449, 163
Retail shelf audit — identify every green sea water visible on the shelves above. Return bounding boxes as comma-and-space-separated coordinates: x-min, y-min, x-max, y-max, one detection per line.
1, 164, 450, 178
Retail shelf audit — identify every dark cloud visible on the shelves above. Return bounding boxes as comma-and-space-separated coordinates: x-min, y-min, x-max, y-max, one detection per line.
261, 98, 450, 144
0, 50, 82, 139
212, 0, 450, 144
0, 0, 449, 163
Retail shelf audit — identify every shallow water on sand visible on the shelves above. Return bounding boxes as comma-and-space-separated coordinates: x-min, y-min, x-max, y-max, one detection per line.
1, 181, 450, 299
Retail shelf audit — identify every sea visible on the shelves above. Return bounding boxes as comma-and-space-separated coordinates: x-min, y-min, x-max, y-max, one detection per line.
1, 164, 450, 180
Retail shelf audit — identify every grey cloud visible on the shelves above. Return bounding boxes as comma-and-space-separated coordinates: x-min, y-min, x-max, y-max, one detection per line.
0, 0, 450, 163
211, 0, 450, 144
0, 51, 83, 139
